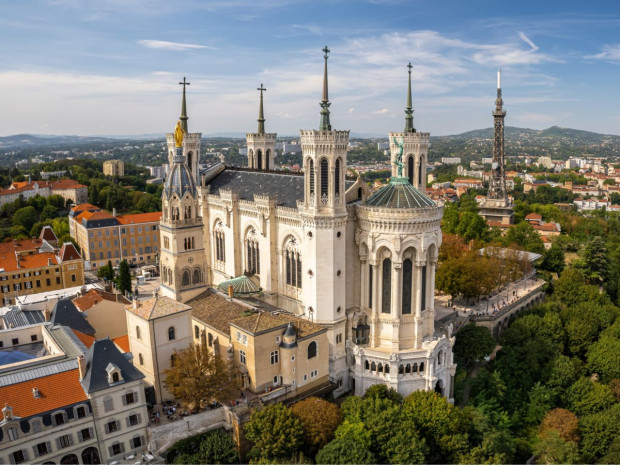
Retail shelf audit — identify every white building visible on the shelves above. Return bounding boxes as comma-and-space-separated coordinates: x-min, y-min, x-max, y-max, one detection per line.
158, 55, 455, 400
441, 157, 461, 165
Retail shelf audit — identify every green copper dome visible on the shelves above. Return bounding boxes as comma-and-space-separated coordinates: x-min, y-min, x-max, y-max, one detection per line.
366, 177, 435, 209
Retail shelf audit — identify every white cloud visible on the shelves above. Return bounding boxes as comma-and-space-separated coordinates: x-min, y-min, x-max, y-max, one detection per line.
586, 44, 620, 62
137, 40, 215, 51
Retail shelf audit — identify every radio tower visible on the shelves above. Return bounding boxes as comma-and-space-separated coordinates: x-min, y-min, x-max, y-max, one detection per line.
479, 69, 514, 225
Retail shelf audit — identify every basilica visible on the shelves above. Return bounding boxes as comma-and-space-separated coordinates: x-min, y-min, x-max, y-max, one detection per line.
157, 49, 456, 401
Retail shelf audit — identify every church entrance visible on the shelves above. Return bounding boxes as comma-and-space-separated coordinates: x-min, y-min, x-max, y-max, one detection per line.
434, 379, 444, 396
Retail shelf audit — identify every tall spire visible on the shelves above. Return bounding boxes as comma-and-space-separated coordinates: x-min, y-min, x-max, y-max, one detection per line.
319, 46, 332, 131
404, 62, 415, 133
179, 77, 190, 132
257, 83, 266, 134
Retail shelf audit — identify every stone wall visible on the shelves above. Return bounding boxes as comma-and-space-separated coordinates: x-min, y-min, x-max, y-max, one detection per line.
148, 407, 232, 455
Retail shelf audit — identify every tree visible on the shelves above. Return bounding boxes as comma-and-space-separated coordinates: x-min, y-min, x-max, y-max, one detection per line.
163, 342, 235, 409
115, 259, 132, 296
566, 377, 615, 416
453, 323, 496, 368
541, 243, 565, 274
291, 397, 343, 455
315, 437, 376, 465
12, 206, 38, 232
503, 221, 545, 254
526, 382, 554, 425
455, 211, 489, 242
580, 236, 609, 285
382, 422, 428, 464
191, 430, 239, 464
97, 260, 115, 281
244, 403, 304, 463
40, 204, 58, 221
539, 408, 579, 443
533, 430, 580, 465
586, 335, 620, 383
579, 404, 620, 462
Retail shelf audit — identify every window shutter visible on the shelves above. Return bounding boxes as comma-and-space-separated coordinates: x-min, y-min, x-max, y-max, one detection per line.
68, 434, 73, 446
104, 423, 109, 434
22, 451, 28, 462
116, 420, 121, 431
108, 446, 114, 457
89, 427, 94, 440
141, 436, 146, 448
120, 442, 126, 453
46, 442, 51, 454
32, 446, 39, 458
137, 413, 141, 424
126, 416, 131, 427
78, 430, 83, 442
56, 438, 62, 449
122, 395, 127, 406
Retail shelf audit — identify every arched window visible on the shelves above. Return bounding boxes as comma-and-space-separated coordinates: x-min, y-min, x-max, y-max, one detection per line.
193, 268, 201, 284
371, 361, 376, 372
399, 364, 404, 374
194, 325, 200, 339
307, 341, 317, 359
266, 149, 270, 170
438, 350, 443, 366
420, 265, 427, 311
257, 150, 263, 170
385, 364, 390, 374
214, 222, 225, 263
320, 158, 329, 201
112, 372, 119, 383
139, 353, 144, 365
208, 333, 213, 347
168, 327, 175, 341
285, 237, 302, 289
309, 159, 315, 195
405, 363, 411, 374
246, 229, 260, 274
187, 152, 193, 176
419, 362, 424, 373
365, 360, 370, 370
335, 159, 341, 196
408, 156, 414, 185
182, 270, 190, 286
418, 157, 423, 186
136, 325, 141, 340
381, 257, 391, 314
377, 363, 383, 373
402, 259, 412, 314
358, 187, 362, 199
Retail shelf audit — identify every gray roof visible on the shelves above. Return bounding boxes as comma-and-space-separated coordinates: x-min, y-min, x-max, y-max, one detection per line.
81, 339, 144, 393
48, 325, 88, 358
366, 178, 435, 209
207, 168, 354, 208
0, 359, 78, 386
165, 161, 196, 199
2, 308, 44, 328
50, 299, 96, 336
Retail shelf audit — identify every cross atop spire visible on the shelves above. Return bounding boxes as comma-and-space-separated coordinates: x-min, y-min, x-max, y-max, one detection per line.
319, 46, 332, 131
404, 62, 415, 133
257, 83, 266, 134
179, 77, 190, 132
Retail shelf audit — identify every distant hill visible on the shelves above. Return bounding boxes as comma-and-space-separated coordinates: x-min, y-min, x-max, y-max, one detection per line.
437, 126, 620, 144
0, 134, 122, 149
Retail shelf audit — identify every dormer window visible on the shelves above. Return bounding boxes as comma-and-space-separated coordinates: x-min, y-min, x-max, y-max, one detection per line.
106, 363, 123, 385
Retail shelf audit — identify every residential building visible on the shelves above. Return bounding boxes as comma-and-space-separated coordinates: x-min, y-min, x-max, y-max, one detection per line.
103, 160, 124, 177
69, 205, 161, 271
0, 180, 88, 208
441, 157, 461, 164
72, 289, 131, 340
0, 230, 84, 306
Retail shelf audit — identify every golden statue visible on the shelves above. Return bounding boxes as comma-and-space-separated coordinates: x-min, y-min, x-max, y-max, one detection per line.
174, 121, 186, 147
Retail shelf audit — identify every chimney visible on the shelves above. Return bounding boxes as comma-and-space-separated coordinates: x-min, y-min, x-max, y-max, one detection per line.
132, 296, 138, 309
44, 306, 51, 322
32, 388, 40, 398
2, 404, 13, 420
77, 356, 87, 380
228, 284, 234, 299
112, 208, 117, 217
47, 258, 53, 266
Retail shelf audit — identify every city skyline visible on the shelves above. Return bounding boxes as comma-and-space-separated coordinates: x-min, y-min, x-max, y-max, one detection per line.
1, 0, 619, 137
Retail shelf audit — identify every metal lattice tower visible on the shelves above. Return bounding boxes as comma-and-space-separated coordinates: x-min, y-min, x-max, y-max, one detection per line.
487, 70, 507, 201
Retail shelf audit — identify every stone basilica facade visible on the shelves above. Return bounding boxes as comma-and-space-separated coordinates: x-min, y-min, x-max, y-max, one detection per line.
158, 52, 456, 400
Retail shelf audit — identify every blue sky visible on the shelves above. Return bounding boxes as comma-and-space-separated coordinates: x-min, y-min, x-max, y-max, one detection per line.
1, 0, 619, 137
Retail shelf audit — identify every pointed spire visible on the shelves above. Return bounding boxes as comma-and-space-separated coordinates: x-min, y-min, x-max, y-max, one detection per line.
179, 77, 190, 132
404, 62, 414, 133
257, 83, 266, 134
319, 46, 332, 131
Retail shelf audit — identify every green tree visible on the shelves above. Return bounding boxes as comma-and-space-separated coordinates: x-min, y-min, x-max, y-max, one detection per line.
40, 204, 58, 221
541, 243, 565, 274
579, 404, 620, 462
533, 430, 580, 465
115, 259, 132, 296
587, 335, 620, 383
382, 422, 428, 464
291, 397, 343, 455
503, 221, 545, 254
580, 236, 609, 285
12, 206, 38, 232
163, 342, 236, 409
315, 437, 376, 465
453, 323, 496, 368
566, 377, 615, 416
244, 403, 304, 463
455, 211, 489, 242
526, 382, 554, 425
191, 430, 239, 464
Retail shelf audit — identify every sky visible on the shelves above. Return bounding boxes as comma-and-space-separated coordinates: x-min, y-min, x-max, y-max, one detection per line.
1, 0, 619, 137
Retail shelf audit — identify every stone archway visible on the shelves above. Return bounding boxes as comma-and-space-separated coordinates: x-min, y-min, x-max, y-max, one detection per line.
60, 455, 79, 465
81, 447, 101, 465
434, 379, 444, 396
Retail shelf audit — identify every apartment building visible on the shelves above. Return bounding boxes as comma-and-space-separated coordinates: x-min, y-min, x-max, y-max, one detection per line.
0, 179, 88, 208
103, 160, 125, 177
0, 228, 84, 306
69, 204, 161, 271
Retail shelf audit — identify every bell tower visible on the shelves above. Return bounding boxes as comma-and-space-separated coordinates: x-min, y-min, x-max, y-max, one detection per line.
388, 63, 430, 191
160, 78, 208, 303
299, 46, 349, 325
246, 84, 277, 170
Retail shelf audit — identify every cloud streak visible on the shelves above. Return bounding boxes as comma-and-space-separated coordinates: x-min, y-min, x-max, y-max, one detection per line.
137, 40, 215, 51
586, 44, 620, 62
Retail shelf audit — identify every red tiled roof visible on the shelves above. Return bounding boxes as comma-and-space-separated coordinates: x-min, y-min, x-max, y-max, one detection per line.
0, 251, 59, 273
71, 203, 100, 212
0, 369, 88, 420
72, 329, 95, 348
39, 226, 58, 242
73, 289, 130, 311
525, 213, 542, 221
0, 239, 42, 254
50, 179, 87, 190
116, 212, 161, 225
112, 335, 130, 353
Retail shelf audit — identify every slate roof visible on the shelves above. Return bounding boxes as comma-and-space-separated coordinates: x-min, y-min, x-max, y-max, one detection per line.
366, 177, 435, 209
47, 325, 88, 358
0, 368, 88, 421
81, 339, 144, 394
164, 161, 196, 199
206, 168, 355, 208
125, 295, 191, 321
189, 290, 251, 335
1, 308, 44, 328
49, 299, 96, 336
